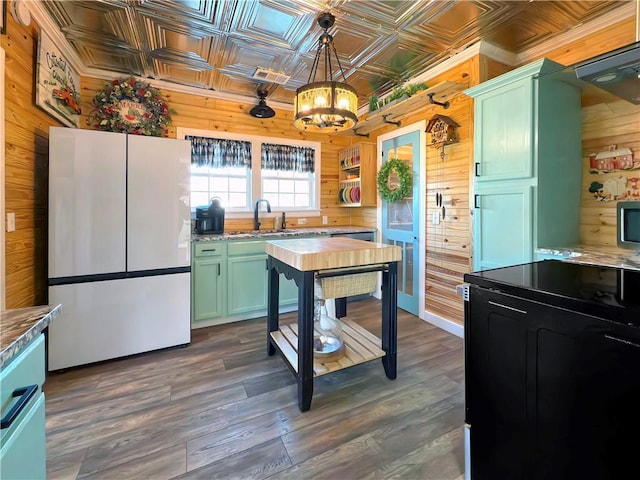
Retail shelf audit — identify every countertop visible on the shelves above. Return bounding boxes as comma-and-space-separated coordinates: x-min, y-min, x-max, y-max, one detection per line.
0, 304, 62, 368
536, 245, 640, 271
192, 226, 376, 242
266, 237, 401, 271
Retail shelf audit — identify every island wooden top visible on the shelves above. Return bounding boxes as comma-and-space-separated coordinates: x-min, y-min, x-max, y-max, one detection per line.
265, 237, 402, 271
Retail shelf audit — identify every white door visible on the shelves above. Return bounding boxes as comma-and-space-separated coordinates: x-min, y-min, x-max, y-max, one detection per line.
126, 135, 191, 271
48, 128, 127, 278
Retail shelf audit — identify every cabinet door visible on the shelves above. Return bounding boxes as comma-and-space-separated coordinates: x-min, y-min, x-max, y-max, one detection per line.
474, 78, 533, 182
466, 287, 532, 480
535, 310, 640, 479
473, 184, 533, 271
227, 255, 268, 315
192, 257, 225, 322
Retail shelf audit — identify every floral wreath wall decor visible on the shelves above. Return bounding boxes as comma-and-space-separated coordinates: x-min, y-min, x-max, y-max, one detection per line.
89, 76, 173, 136
377, 158, 412, 202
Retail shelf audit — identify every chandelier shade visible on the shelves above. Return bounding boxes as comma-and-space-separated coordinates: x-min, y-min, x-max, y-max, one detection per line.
294, 12, 358, 133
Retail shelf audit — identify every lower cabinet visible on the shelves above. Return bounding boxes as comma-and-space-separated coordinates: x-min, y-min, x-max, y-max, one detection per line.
192, 238, 310, 327
465, 285, 639, 479
227, 249, 268, 315
0, 334, 46, 479
192, 242, 226, 324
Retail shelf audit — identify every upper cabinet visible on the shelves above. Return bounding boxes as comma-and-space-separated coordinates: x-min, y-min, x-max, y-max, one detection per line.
465, 59, 583, 271
338, 143, 376, 207
469, 76, 535, 181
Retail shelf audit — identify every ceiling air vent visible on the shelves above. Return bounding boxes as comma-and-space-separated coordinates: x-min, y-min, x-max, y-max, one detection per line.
252, 68, 290, 85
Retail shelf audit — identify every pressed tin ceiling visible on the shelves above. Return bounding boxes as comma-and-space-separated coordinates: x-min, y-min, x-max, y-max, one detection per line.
39, 0, 633, 109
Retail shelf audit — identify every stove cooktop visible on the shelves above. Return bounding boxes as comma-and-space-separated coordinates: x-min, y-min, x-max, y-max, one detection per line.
464, 260, 640, 327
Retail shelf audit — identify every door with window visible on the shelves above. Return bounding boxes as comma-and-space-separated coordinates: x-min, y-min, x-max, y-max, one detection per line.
381, 130, 420, 314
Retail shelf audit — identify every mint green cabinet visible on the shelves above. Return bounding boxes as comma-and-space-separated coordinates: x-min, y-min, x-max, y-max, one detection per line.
474, 185, 533, 271
0, 334, 46, 480
192, 242, 226, 324
473, 77, 533, 181
227, 241, 268, 316
466, 59, 582, 271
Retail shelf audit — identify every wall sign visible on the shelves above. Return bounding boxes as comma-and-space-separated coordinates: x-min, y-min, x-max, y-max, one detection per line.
1, 0, 6, 35
35, 30, 81, 128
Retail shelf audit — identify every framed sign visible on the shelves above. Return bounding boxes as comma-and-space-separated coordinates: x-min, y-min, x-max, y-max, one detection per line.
35, 30, 81, 127
1, 0, 6, 35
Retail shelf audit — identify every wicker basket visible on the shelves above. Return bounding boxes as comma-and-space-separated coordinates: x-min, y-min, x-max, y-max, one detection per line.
314, 267, 379, 300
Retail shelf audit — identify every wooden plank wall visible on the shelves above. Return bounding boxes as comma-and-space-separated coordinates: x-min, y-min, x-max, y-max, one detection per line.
2, 15, 61, 308
580, 100, 640, 246
351, 59, 478, 325
519, 17, 638, 249
81, 78, 353, 233
3, 11, 636, 315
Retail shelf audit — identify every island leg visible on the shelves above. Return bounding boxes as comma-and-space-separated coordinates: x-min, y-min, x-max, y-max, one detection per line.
381, 261, 398, 379
297, 271, 315, 412
266, 259, 280, 356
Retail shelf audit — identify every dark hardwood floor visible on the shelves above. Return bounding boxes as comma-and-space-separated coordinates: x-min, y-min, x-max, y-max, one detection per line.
44, 298, 465, 479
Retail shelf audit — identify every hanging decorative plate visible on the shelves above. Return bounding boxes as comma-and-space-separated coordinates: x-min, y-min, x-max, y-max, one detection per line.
89, 76, 173, 137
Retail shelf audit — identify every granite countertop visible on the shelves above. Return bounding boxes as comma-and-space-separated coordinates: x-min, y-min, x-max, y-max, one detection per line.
537, 245, 640, 271
193, 226, 376, 242
0, 304, 62, 368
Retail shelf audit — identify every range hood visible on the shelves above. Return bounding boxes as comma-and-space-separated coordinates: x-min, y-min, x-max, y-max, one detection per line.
574, 41, 640, 104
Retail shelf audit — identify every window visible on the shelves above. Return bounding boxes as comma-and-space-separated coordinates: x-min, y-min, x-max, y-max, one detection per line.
178, 128, 321, 218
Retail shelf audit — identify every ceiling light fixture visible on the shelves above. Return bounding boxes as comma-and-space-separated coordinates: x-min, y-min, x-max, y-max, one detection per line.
293, 12, 358, 133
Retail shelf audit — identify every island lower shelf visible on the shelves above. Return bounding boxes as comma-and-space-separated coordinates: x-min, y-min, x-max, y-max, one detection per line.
270, 318, 385, 377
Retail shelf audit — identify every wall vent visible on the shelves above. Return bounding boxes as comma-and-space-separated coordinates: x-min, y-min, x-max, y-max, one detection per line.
252, 68, 290, 85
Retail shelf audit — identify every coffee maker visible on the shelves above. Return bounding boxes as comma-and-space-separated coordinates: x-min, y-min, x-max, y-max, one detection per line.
195, 198, 225, 234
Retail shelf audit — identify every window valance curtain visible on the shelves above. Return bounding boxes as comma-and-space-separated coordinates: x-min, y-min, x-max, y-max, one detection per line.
261, 143, 315, 173
186, 135, 252, 169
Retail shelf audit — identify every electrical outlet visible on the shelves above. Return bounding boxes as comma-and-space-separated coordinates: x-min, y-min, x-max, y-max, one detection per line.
322, 215, 328, 225
432, 212, 440, 225
6, 212, 16, 232
298, 218, 308, 225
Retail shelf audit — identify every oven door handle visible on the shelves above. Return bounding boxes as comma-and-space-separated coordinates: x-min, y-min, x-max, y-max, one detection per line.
0, 384, 38, 429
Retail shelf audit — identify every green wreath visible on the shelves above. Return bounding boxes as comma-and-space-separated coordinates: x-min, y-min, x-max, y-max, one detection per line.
89, 76, 173, 137
377, 158, 412, 202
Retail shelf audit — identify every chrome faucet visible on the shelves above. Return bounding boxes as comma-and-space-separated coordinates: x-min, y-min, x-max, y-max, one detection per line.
254, 199, 271, 230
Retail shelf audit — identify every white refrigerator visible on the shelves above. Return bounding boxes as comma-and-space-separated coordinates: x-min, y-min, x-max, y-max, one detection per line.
48, 127, 192, 371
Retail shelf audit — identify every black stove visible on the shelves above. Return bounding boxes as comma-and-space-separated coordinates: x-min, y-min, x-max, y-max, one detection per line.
464, 260, 640, 327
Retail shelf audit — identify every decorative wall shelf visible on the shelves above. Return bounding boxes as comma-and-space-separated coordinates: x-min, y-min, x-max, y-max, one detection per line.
353, 81, 465, 137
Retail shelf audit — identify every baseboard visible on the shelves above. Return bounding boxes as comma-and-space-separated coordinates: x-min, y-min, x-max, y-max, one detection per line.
421, 309, 464, 338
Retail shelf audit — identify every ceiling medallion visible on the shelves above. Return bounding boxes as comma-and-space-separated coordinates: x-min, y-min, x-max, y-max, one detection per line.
293, 12, 358, 133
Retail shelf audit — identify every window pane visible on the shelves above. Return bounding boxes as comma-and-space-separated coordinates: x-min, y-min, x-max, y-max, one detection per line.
191, 176, 209, 190
210, 177, 228, 191
279, 193, 294, 207
228, 193, 246, 207
192, 192, 210, 207
263, 179, 279, 193
279, 179, 295, 193
229, 177, 246, 192
295, 180, 309, 194
295, 194, 309, 207
264, 193, 279, 206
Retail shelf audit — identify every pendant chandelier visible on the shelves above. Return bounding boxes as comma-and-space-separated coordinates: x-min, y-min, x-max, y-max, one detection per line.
293, 12, 358, 133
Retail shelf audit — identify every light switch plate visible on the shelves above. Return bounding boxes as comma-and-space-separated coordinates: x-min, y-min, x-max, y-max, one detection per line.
7, 213, 16, 232
322, 216, 328, 225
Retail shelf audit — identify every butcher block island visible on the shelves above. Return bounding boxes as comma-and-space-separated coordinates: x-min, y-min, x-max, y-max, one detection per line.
265, 237, 402, 411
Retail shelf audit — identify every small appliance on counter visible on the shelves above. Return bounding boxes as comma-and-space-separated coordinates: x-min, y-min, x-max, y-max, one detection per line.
195, 197, 225, 234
